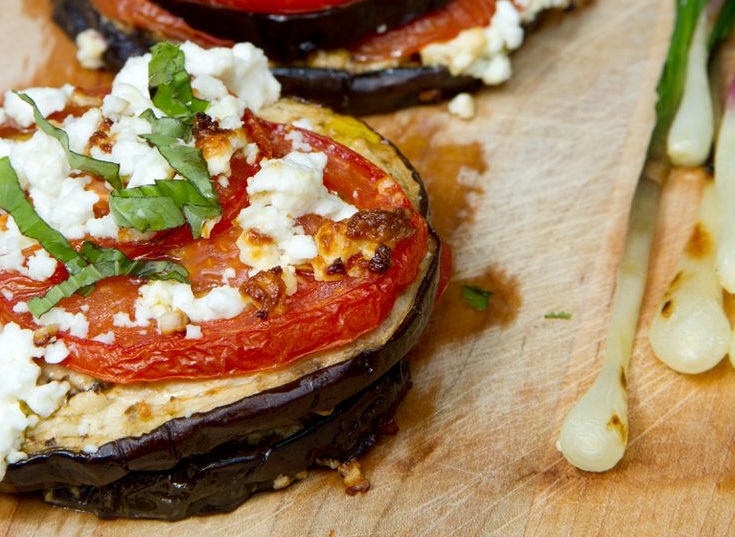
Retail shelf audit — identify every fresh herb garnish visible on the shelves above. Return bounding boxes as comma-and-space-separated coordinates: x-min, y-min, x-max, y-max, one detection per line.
0, 156, 189, 317
545, 311, 572, 320
28, 242, 188, 317
110, 179, 220, 236
140, 133, 217, 200
148, 42, 208, 120
461, 284, 492, 311
0, 157, 87, 274
15, 93, 122, 190
108, 42, 221, 237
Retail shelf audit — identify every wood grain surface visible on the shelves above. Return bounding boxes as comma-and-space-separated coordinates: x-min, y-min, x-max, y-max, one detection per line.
1, 0, 732, 535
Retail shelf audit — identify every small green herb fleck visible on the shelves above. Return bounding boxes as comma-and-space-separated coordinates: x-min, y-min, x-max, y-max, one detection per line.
545, 311, 572, 320
461, 284, 492, 311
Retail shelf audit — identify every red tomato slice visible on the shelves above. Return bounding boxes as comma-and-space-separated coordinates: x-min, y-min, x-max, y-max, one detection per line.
171, 0, 360, 14
0, 115, 429, 383
351, 0, 497, 62
89, 0, 234, 47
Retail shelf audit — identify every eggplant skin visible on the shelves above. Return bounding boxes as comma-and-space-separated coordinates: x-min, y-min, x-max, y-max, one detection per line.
51, 0, 481, 115
44, 360, 412, 520
273, 66, 481, 116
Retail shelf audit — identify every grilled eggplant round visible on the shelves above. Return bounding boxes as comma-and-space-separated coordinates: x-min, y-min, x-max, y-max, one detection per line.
51, 0, 485, 114
0, 99, 442, 519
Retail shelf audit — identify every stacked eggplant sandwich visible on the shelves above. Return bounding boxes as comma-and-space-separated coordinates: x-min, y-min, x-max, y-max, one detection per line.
55, 0, 577, 114
0, 40, 443, 519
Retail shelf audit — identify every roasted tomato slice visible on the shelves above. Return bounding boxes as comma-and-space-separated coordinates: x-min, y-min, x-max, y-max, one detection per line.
351, 0, 497, 62
0, 114, 429, 383
170, 0, 360, 14
89, 0, 234, 46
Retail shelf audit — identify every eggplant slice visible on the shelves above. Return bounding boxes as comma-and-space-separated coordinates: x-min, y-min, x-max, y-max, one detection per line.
0, 100, 443, 519
154, 0, 455, 62
51, 0, 480, 114
45, 359, 412, 520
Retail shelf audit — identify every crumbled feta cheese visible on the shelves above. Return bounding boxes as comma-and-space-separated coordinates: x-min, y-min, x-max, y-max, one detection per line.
43, 340, 70, 365
448, 93, 477, 120
516, 0, 570, 23
63, 108, 103, 153
0, 217, 58, 281
0, 323, 69, 479
37, 307, 90, 338
92, 331, 116, 344
75, 28, 108, 70
236, 151, 356, 275
117, 281, 248, 330
185, 324, 203, 339
420, 0, 527, 85
3, 86, 73, 128
181, 41, 281, 119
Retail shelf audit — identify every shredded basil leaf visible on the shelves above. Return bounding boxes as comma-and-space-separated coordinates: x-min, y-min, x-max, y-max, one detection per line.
0, 157, 189, 316
27, 242, 188, 317
545, 311, 572, 320
140, 133, 217, 200
461, 284, 493, 311
148, 42, 208, 120
109, 179, 219, 236
139, 108, 192, 140
15, 93, 122, 190
0, 157, 87, 273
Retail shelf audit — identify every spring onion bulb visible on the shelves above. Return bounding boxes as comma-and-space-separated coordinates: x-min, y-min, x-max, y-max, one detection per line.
557, 180, 660, 472
649, 181, 729, 373
714, 81, 735, 292
666, 10, 714, 167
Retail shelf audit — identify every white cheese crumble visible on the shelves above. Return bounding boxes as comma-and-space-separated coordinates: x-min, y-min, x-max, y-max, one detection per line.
75, 29, 108, 70
37, 307, 90, 339
0, 216, 57, 281
114, 281, 247, 330
3, 85, 73, 128
236, 151, 357, 275
420, 0, 569, 86
0, 323, 70, 480
448, 93, 477, 120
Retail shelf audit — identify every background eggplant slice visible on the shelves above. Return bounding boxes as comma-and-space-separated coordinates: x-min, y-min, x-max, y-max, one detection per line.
51, 0, 481, 114
0, 100, 443, 519
155, 0, 455, 61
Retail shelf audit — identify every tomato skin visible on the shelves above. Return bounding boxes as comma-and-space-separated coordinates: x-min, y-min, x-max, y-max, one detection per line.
351, 0, 497, 62
0, 114, 429, 383
171, 0, 360, 14
89, 0, 234, 47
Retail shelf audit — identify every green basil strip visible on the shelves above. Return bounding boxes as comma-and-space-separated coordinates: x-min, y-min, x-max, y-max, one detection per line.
28, 242, 188, 317
148, 42, 208, 120
139, 108, 192, 140
141, 133, 217, 201
0, 157, 87, 273
15, 93, 122, 190
109, 179, 220, 237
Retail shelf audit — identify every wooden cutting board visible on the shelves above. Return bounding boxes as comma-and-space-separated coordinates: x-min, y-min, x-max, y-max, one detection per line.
1, 0, 731, 535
